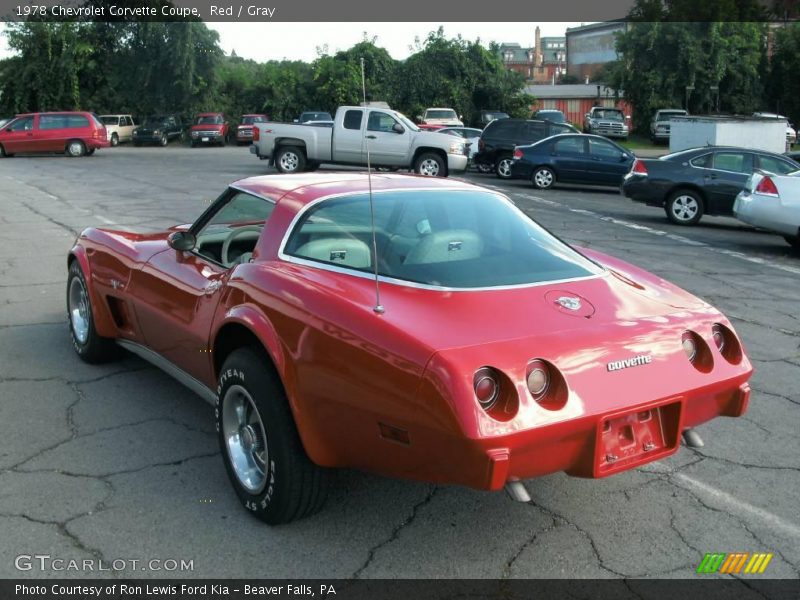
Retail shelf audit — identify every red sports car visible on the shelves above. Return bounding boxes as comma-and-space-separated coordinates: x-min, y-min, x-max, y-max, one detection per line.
67, 174, 753, 524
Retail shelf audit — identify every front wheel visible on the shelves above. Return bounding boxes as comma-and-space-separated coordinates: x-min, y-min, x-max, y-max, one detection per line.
476, 163, 493, 174
67, 260, 118, 363
216, 348, 329, 524
666, 190, 704, 225
159, 134, 168, 147
495, 155, 514, 179
110, 133, 119, 147
532, 166, 556, 189
66, 140, 86, 157
275, 146, 306, 173
414, 152, 445, 177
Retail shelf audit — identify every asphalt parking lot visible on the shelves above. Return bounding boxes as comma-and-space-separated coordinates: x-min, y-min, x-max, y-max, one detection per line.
0, 145, 798, 582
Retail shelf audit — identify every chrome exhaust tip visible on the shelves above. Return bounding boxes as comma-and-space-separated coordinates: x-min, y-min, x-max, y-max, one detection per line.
505, 480, 531, 503
682, 428, 704, 448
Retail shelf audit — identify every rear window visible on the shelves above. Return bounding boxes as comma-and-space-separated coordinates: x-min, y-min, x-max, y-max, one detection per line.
426, 110, 457, 120
283, 190, 602, 289
101, 116, 120, 125
241, 116, 267, 125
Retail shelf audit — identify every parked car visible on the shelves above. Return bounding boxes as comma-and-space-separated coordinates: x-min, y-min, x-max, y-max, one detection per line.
133, 115, 184, 146
190, 113, 229, 147
100, 114, 137, 146
236, 114, 269, 145
584, 107, 630, 139
734, 170, 800, 249
753, 112, 797, 147
67, 172, 752, 524
531, 109, 567, 124
479, 110, 509, 128
473, 118, 579, 179
649, 109, 688, 144
437, 126, 482, 161
251, 105, 468, 176
296, 111, 333, 124
511, 133, 634, 189
0, 112, 109, 157
417, 107, 463, 129
621, 146, 800, 225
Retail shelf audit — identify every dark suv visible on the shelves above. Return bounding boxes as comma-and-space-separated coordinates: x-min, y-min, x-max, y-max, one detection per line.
474, 118, 578, 178
132, 114, 185, 146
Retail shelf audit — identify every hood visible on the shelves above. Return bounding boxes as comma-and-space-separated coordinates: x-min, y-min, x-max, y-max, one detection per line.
423, 118, 463, 127
191, 123, 224, 131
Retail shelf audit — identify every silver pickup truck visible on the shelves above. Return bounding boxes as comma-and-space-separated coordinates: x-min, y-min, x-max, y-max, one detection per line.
250, 106, 469, 176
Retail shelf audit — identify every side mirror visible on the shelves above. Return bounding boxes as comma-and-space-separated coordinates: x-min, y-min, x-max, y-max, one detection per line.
293, 119, 299, 123
459, 114, 463, 120
392, 123, 405, 134
416, 115, 423, 122
168, 231, 196, 252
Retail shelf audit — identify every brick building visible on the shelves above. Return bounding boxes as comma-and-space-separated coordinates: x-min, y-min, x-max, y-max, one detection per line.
498, 27, 566, 83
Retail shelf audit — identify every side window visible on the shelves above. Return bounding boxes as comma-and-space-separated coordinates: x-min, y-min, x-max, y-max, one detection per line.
343, 110, 363, 130
553, 137, 585, 155
757, 155, 797, 175
124, 117, 133, 126
7, 116, 35, 132
713, 152, 752, 173
204, 192, 275, 228
489, 121, 515, 137
551, 124, 572, 134
690, 154, 712, 168
39, 115, 66, 130
526, 122, 546, 140
64, 115, 90, 128
589, 138, 621, 159
367, 111, 398, 133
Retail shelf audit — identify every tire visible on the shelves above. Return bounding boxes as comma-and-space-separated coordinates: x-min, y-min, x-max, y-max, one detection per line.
67, 260, 118, 364
190, 140, 197, 148
65, 140, 86, 157
784, 235, 800, 249
275, 146, 306, 173
0, 144, 6, 158
532, 166, 556, 189
414, 152, 445, 177
110, 133, 119, 147
159, 134, 168, 147
86, 148, 96, 156
665, 189, 704, 225
495, 155, 514, 179
216, 348, 329, 524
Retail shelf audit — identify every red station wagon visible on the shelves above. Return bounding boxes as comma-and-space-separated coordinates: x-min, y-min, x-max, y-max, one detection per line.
0, 111, 109, 157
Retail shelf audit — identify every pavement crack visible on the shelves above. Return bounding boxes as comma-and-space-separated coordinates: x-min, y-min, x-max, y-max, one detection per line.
501, 515, 558, 578
350, 485, 437, 579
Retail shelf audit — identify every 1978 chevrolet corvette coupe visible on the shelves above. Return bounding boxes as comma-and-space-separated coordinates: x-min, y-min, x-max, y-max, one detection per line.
67, 174, 753, 524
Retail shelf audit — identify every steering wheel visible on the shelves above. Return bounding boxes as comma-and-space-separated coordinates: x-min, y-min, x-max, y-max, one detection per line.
221, 226, 262, 267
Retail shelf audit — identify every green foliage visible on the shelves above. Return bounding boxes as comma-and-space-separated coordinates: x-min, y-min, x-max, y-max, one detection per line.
766, 22, 800, 127
611, 12, 767, 131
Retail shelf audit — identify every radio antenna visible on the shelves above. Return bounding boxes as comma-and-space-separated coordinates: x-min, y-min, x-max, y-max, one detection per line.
361, 57, 384, 314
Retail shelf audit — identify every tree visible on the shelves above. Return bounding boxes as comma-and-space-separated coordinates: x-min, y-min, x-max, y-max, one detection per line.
610, 12, 766, 131
766, 22, 800, 127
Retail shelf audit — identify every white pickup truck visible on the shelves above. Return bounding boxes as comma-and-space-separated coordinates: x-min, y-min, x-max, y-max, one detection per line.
250, 106, 469, 176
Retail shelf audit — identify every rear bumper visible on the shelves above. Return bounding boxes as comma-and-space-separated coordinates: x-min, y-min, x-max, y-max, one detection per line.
510, 160, 534, 180
133, 135, 165, 145
734, 192, 798, 236
621, 176, 662, 205
88, 139, 111, 149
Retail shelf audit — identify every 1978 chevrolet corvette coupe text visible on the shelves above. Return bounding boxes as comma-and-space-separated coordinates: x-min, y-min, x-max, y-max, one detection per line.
67, 174, 753, 524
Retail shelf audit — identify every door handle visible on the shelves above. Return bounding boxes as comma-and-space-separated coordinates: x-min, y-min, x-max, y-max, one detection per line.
365, 135, 377, 140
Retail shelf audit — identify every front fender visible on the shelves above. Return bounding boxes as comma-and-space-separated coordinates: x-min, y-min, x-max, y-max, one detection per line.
68, 243, 117, 338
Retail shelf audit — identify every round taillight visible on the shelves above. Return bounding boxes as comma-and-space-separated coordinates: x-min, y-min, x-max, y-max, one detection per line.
526, 360, 550, 399
712, 324, 725, 352
474, 368, 500, 410
711, 323, 743, 364
681, 332, 697, 362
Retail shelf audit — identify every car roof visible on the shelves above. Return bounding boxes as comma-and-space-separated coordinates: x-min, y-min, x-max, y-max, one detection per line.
241, 114, 267, 117
16, 111, 93, 116
233, 173, 479, 206
197, 112, 223, 116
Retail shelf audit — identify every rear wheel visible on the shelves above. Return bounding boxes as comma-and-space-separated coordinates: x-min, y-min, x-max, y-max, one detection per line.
67, 260, 118, 363
414, 152, 445, 177
0, 144, 9, 158
495, 155, 514, 179
532, 166, 556, 189
66, 140, 86, 157
110, 133, 119, 147
275, 146, 306, 173
666, 189, 704, 225
216, 348, 329, 524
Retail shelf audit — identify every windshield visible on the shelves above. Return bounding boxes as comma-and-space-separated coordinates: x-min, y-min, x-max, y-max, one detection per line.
595, 109, 624, 121
426, 109, 458, 120
284, 190, 602, 289
484, 112, 509, 121
658, 111, 686, 119
538, 111, 565, 123
143, 117, 166, 127
395, 112, 420, 132
100, 116, 120, 125
300, 112, 332, 122
198, 115, 223, 125
241, 116, 267, 125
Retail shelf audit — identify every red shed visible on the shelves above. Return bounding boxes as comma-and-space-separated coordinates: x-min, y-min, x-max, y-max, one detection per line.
527, 84, 632, 129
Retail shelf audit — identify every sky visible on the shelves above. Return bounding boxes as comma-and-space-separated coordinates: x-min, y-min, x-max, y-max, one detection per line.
0, 22, 584, 62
